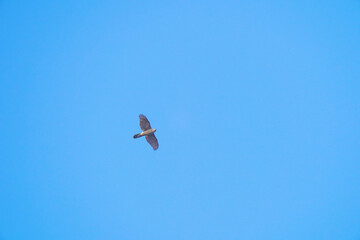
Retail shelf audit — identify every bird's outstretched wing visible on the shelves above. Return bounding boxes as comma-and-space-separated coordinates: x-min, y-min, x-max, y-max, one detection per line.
145, 134, 159, 150
139, 114, 151, 131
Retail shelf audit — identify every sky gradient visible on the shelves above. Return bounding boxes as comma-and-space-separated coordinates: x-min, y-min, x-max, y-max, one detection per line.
1, 1, 360, 239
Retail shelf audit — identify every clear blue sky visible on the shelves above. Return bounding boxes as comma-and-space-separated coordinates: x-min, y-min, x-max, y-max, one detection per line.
1, 1, 360, 239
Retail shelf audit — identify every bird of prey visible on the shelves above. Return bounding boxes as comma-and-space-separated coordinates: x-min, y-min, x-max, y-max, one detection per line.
133, 114, 159, 150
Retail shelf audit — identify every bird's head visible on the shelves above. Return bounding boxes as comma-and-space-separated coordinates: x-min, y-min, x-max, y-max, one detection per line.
154, 128, 156, 132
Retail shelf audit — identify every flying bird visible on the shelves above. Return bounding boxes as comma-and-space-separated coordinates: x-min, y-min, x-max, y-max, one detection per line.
133, 114, 159, 150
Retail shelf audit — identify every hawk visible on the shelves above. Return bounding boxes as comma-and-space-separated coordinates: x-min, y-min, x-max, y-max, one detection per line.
133, 114, 159, 150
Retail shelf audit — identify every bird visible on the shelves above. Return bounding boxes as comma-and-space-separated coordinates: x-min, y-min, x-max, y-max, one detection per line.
133, 114, 159, 150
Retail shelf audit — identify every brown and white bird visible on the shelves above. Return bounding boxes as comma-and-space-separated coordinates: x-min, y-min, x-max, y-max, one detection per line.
133, 114, 159, 150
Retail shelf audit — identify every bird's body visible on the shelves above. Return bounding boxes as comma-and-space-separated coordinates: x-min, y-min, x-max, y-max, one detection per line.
133, 114, 159, 150
133, 128, 156, 139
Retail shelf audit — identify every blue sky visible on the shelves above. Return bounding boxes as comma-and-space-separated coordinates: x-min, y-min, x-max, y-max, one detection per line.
1, 1, 360, 239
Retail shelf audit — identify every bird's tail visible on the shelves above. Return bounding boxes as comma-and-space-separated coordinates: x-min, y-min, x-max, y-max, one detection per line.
133, 133, 141, 139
